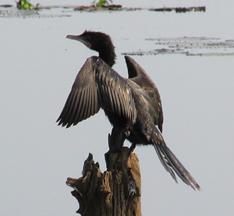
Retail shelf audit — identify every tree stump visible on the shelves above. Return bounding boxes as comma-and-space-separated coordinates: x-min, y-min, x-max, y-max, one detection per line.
66, 147, 141, 216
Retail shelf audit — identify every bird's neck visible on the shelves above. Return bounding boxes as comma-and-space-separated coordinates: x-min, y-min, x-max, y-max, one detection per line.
98, 46, 116, 67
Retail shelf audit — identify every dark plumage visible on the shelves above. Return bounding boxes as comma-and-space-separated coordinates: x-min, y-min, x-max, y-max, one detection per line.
67, 31, 116, 67
57, 30, 200, 190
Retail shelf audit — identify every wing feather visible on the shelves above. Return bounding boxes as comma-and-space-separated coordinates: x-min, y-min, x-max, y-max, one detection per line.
125, 56, 163, 132
66, 90, 80, 127
61, 90, 78, 127
82, 87, 89, 120
57, 56, 137, 128
72, 89, 82, 125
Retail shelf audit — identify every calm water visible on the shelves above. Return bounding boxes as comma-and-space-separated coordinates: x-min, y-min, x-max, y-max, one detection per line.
1, 1, 234, 215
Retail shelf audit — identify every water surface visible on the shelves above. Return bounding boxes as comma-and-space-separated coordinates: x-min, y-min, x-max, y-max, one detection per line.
1, 1, 234, 215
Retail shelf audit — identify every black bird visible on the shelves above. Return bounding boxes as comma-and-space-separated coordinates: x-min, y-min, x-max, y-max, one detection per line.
57, 31, 200, 190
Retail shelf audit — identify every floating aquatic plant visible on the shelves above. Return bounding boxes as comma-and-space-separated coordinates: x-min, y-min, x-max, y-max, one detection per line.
91, 0, 113, 7
16, 0, 39, 10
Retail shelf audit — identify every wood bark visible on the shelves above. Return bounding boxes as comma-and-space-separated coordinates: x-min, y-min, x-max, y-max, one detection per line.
66, 140, 141, 216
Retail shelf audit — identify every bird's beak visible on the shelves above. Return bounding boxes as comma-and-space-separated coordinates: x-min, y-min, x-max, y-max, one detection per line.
66, 35, 91, 48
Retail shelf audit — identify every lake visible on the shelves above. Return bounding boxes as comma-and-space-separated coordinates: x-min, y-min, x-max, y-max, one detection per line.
1, 0, 234, 215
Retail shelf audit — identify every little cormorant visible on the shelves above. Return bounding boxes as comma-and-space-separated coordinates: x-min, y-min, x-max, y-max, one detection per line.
57, 31, 200, 190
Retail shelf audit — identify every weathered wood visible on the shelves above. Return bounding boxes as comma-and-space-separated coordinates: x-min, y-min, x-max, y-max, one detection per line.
66, 146, 141, 216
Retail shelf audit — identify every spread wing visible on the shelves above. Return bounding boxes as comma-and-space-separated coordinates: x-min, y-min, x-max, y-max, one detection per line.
57, 56, 136, 128
124, 56, 163, 132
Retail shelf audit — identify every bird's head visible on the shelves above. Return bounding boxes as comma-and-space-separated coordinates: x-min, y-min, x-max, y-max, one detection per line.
66, 30, 116, 67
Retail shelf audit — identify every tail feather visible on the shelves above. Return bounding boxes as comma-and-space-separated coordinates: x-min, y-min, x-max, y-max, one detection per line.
159, 144, 200, 190
154, 143, 201, 190
149, 121, 201, 190
154, 144, 178, 183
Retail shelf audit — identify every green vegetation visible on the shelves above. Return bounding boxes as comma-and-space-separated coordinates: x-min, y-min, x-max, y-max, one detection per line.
91, 0, 113, 7
16, 0, 39, 10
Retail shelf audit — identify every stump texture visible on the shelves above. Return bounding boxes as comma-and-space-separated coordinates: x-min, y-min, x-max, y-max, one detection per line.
66, 148, 141, 216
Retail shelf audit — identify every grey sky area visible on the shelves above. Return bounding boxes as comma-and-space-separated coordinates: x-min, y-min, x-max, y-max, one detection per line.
1, 0, 234, 215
